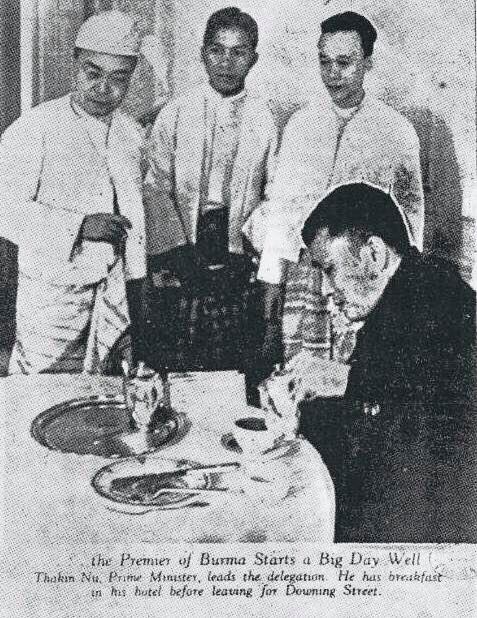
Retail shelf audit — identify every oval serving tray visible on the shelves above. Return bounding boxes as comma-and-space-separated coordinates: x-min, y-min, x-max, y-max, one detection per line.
31, 395, 188, 458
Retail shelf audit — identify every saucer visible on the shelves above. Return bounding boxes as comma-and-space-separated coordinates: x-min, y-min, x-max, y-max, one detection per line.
220, 432, 299, 461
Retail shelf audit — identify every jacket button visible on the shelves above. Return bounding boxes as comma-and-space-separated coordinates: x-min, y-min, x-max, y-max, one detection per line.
363, 402, 381, 416
370, 404, 380, 416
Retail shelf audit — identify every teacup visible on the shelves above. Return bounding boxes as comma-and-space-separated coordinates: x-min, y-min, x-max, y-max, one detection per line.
232, 416, 277, 458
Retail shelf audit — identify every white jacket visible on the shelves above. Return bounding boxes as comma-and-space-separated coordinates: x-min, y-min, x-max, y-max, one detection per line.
244, 94, 425, 283
144, 84, 278, 256
0, 94, 146, 285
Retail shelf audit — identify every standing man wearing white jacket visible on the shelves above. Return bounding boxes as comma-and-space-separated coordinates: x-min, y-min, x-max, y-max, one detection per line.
0, 10, 146, 374
144, 7, 278, 375
244, 11, 424, 363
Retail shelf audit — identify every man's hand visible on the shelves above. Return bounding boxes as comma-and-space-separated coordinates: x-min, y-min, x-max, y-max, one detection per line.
288, 355, 350, 402
80, 213, 132, 244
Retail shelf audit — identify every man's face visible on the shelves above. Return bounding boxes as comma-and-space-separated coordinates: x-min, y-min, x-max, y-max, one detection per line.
201, 27, 258, 97
309, 228, 382, 321
318, 30, 370, 108
72, 49, 137, 118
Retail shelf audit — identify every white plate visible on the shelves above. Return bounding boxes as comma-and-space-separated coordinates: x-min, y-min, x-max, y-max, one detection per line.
91, 456, 228, 514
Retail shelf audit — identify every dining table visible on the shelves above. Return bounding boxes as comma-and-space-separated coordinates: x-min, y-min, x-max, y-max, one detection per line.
2, 370, 335, 545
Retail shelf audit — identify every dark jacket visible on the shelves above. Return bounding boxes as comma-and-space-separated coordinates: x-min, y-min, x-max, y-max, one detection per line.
346, 247, 475, 404
299, 249, 476, 542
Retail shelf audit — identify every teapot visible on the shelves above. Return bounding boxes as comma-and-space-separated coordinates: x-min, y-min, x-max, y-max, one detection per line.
122, 362, 170, 432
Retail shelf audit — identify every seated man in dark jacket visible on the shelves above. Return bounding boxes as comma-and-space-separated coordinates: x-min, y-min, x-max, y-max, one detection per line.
290, 182, 475, 542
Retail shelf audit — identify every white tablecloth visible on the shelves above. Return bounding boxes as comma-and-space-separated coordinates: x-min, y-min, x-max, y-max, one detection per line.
2, 372, 335, 544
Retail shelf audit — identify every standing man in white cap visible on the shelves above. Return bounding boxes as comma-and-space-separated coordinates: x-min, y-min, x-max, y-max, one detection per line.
0, 10, 146, 373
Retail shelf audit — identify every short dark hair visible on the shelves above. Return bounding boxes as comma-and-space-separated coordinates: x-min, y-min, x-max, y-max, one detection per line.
203, 7, 258, 50
321, 11, 377, 57
301, 183, 411, 255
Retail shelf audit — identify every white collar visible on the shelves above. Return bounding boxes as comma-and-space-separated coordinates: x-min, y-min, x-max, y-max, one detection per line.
205, 83, 247, 106
331, 91, 366, 120
70, 95, 114, 128
70, 95, 114, 153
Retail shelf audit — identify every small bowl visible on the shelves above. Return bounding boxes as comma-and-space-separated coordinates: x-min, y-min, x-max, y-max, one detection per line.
232, 417, 277, 458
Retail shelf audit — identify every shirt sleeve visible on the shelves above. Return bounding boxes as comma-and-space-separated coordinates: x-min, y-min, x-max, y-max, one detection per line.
250, 118, 311, 284
143, 107, 188, 256
241, 129, 279, 253
0, 111, 85, 258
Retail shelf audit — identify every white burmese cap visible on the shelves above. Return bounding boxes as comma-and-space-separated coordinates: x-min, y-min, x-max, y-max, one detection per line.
75, 10, 141, 57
